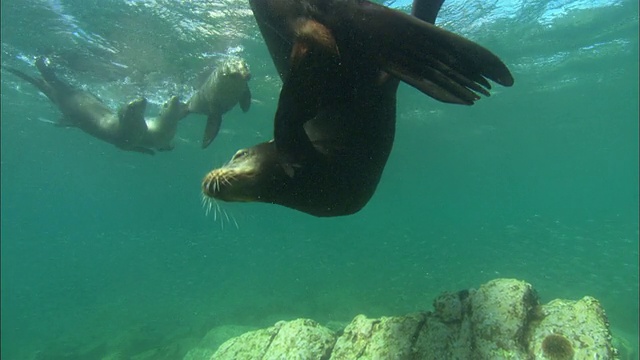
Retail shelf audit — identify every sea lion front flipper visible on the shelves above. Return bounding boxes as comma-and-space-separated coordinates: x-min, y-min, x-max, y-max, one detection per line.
411, 0, 444, 24
239, 87, 252, 113
119, 98, 149, 134
202, 113, 222, 149
273, 20, 340, 163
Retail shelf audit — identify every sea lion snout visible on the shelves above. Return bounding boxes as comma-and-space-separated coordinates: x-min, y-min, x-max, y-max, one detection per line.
221, 57, 252, 80
201, 141, 282, 203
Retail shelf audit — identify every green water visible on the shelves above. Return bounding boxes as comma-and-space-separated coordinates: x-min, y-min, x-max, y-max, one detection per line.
1, 0, 638, 358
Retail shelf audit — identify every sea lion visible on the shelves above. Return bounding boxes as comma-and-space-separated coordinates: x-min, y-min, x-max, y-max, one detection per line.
137, 96, 189, 151
4, 57, 154, 155
186, 56, 252, 149
201, 0, 514, 217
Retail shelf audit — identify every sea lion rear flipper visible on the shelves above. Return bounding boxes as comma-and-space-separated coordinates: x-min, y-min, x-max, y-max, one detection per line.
202, 113, 222, 149
3, 65, 55, 100
340, 1, 513, 104
34, 56, 77, 95
239, 87, 252, 113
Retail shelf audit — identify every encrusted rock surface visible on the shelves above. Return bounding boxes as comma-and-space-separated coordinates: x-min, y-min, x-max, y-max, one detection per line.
210, 319, 335, 360
195, 278, 618, 360
528, 296, 616, 359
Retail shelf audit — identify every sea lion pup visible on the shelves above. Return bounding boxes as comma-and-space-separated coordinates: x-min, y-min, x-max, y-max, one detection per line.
4, 57, 154, 155
201, 0, 514, 217
186, 56, 252, 149
137, 96, 189, 151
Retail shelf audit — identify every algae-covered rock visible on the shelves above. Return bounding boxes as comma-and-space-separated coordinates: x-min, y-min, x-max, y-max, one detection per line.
196, 278, 618, 360
331, 313, 427, 359
263, 319, 336, 359
210, 323, 280, 359
528, 296, 616, 359
200, 325, 256, 351
182, 324, 255, 360
182, 347, 216, 360
471, 278, 539, 359
211, 319, 335, 360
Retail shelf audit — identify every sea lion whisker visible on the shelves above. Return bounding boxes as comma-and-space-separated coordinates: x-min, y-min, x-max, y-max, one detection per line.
201, 194, 208, 214
230, 213, 240, 229
215, 201, 226, 230
204, 199, 211, 216
222, 208, 239, 230
224, 173, 237, 185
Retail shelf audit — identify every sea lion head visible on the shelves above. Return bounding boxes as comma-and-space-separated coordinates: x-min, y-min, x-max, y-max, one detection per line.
218, 56, 251, 82
158, 95, 188, 122
202, 140, 287, 203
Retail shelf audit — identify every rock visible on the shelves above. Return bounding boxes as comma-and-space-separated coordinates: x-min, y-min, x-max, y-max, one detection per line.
182, 347, 216, 360
211, 319, 335, 360
528, 296, 616, 359
332, 313, 426, 359
470, 278, 539, 358
201, 278, 618, 360
200, 325, 256, 351
183, 324, 255, 360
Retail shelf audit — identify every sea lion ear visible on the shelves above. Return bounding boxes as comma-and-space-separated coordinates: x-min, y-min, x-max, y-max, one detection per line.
290, 19, 339, 67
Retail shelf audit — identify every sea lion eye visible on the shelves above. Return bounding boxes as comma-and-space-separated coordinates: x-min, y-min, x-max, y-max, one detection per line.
232, 150, 248, 160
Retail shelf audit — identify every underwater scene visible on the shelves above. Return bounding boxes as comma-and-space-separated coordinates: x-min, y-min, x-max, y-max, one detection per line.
1, 0, 638, 359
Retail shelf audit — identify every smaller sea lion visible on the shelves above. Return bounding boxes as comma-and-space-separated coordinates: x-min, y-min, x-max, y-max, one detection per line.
137, 96, 189, 151
186, 57, 252, 149
4, 57, 154, 155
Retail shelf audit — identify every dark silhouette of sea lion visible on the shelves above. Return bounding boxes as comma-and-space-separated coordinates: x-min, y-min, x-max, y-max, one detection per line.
201, 0, 514, 217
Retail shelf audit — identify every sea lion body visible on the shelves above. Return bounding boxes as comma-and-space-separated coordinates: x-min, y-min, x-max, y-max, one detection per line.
204, 74, 398, 216
4, 57, 153, 155
202, 0, 513, 216
187, 57, 252, 148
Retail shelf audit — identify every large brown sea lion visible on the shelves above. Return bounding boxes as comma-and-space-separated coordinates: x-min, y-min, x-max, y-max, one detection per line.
4, 57, 156, 154
201, 0, 514, 217
186, 57, 252, 149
